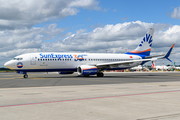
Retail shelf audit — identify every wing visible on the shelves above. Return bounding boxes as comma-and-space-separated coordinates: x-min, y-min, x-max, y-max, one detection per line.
96, 58, 157, 67
96, 44, 175, 68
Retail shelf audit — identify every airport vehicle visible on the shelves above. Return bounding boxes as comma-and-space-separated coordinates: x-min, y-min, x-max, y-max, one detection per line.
4, 28, 175, 78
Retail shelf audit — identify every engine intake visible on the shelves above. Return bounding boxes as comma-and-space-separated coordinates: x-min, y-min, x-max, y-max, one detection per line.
77, 65, 98, 75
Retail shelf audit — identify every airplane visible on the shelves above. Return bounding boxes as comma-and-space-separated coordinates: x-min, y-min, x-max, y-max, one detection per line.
152, 62, 169, 71
176, 66, 180, 70
130, 65, 149, 71
152, 62, 176, 71
174, 62, 180, 70
130, 65, 143, 71
4, 28, 175, 78
167, 62, 176, 71
168, 62, 180, 71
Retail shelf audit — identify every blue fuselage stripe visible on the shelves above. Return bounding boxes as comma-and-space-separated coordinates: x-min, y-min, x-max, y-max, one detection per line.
15, 67, 131, 73
15, 68, 77, 72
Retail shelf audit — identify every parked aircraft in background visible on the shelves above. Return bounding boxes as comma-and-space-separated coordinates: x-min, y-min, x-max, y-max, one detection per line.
167, 62, 176, 71
131, 65, 143, 71
152, 62, 168, 71
176, 66, 180, 70
152, 62, 176, 71
130, 65, 149, 71
4, 28, 175, 78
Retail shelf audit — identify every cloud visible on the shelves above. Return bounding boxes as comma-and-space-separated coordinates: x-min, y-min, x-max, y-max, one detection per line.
170, 6, 180, 19
1, 21, 180, 67
113, 9, 117, 12
0, 0, 100, 30
41, 21, 174, 53
122, 17, 128, 21
0, 23, 66, 53
89, 23, 104, 29
69, 0, 100, 10
153, 25, 180, 47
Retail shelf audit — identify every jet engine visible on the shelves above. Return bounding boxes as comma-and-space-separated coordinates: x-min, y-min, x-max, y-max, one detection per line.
77, 65, 98, 76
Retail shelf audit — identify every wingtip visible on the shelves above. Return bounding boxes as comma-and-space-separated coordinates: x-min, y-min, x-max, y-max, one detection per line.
171, 44, 175, 48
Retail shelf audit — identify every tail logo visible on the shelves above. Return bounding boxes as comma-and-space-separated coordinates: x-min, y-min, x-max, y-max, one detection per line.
139, 34, 153, 47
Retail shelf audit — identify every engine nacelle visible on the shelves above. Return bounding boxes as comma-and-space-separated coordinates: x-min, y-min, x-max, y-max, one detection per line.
77, 65, 98, 75
59, 72, 74, 74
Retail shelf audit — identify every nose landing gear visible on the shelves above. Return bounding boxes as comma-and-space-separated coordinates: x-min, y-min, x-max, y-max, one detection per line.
23, 74, 28, 78
17, 71, 28, 78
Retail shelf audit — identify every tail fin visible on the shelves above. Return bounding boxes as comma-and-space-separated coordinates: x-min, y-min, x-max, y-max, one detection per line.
152, 61, 156, 69
126, 28, 154, 56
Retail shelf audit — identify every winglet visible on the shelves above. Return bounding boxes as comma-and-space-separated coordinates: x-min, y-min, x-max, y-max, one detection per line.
163, 44, 175, 62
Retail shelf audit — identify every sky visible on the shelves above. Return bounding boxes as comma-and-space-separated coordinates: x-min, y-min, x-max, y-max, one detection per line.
0, 0, 180, 67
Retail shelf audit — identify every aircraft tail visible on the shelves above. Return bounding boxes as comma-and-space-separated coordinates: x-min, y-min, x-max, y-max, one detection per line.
126, 28, 154, 56
152, 61, 156, 69
173, 62, 175, 66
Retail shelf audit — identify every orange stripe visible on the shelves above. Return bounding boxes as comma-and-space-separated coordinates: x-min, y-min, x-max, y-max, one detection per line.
130, 48, 151, 53
83, 67, 97, 70
171, 44, 175, 48
17, 65, 23, 67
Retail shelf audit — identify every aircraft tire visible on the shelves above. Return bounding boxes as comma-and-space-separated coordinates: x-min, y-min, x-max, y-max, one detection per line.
97, 73, 104, 77
24, 74, 28, 78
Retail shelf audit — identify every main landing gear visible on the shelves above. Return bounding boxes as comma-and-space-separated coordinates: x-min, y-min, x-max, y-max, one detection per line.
97, 72, 104, 77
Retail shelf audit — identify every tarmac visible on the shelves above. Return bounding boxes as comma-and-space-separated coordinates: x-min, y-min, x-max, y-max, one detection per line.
0, 72, 180, 120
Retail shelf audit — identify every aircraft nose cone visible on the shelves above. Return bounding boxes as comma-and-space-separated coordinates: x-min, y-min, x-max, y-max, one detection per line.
4, 61, 14, 69
4, 61, 10, 68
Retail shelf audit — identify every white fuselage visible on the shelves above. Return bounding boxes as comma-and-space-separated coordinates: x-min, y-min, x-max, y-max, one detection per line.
131, 65, 143, 70
154, 65, 169, 71
176, 67, 180, 70
5, 52, 142, 72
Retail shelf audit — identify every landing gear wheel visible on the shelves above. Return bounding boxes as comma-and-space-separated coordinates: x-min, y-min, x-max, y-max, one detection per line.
97, 72, 104, 77
24, 74, 28, 78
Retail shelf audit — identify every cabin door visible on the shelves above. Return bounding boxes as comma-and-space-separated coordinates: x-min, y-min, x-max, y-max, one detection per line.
30, 55, 36, 65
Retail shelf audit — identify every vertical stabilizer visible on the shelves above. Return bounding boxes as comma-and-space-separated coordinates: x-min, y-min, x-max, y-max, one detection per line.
152, 61, 156, 69
126, 28, 154, 56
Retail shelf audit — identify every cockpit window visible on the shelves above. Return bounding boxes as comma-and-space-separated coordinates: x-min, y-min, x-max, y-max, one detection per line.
13, 58, 23, 60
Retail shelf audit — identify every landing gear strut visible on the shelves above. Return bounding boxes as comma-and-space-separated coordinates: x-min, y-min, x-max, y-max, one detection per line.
23, 74, 28, 78
97, 72, 104, 77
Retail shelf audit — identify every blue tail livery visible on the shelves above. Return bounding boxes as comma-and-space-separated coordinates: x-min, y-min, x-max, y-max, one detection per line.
126, 28, 154, 56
